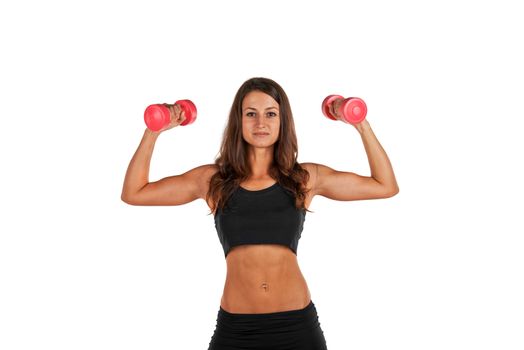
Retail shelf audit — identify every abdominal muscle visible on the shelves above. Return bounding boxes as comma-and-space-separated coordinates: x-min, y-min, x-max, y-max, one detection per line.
220, 243, 312, 314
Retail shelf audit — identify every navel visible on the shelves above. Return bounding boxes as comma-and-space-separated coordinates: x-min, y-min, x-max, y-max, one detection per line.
260, 282, 269, 292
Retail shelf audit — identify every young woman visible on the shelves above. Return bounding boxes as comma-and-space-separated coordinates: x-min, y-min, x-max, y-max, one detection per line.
121, 77, 399, 349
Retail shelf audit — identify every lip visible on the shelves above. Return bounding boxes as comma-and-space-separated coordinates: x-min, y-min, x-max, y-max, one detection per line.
253, 132, 269, 136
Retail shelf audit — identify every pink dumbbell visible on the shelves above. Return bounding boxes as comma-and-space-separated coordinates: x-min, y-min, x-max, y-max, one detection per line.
144, 99, 197, 131
321, 95, 367, 124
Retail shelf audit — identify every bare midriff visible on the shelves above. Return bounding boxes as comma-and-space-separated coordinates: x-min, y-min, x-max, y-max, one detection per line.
220, 243, 312, 314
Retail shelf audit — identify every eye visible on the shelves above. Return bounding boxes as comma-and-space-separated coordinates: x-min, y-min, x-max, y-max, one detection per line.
246, 112, 256, 117
267, 112, 278, 117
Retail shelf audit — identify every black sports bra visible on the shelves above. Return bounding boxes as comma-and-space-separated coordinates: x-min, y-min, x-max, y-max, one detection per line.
214, 182, 306, 258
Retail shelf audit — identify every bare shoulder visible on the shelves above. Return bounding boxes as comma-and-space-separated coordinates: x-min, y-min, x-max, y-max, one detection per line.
298, 162, 319, 195
188, 163, 219, 199
191, 164, 219, 213
298, 162, 316, 176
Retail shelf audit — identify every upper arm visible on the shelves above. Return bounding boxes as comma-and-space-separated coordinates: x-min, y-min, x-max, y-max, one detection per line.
305, 162, 398, 201
122, 164, 217, 206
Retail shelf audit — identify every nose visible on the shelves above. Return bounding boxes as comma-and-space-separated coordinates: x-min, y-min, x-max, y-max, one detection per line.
255, 116, 266, 128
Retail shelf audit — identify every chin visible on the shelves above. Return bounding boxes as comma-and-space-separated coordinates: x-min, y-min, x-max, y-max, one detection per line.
249, 141, 276, 148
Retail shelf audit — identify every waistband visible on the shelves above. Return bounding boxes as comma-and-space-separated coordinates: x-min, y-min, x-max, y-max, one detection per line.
218, 300, 315, 320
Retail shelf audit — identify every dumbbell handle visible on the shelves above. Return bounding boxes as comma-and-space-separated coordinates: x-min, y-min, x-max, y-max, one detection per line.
144, 99, 197, 131
322, 95, 367, 124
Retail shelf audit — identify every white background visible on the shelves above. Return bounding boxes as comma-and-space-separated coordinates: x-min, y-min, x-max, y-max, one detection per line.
1, 0, 523, 349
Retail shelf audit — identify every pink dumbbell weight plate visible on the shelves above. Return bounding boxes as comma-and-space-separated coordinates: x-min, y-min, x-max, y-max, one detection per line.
340, 97, 367, 124
175, 99, 197, 126
321, 95, 344, 121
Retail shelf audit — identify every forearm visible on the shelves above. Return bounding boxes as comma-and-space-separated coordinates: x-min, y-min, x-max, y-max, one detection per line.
357, 120, 399, 192
121, 128, 160, 200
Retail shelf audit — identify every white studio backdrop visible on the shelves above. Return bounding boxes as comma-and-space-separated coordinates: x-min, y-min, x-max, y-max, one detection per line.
1, 0, 523, 349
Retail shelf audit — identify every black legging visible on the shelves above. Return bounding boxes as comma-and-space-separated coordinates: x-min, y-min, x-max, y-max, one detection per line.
207, 300, 328, 350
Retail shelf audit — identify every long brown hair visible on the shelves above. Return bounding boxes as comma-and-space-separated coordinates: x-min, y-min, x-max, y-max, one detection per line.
206, 77, 311, 215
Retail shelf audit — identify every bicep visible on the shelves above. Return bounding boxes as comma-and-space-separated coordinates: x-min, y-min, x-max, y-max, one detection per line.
124, 164, 215, 206
313, 163, 394, 201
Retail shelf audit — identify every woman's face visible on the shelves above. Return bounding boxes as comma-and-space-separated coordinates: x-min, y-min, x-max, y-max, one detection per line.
241, 90, 280, 148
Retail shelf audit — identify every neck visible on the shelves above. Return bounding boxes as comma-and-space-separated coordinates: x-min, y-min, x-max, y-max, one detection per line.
247, 146, 274, 178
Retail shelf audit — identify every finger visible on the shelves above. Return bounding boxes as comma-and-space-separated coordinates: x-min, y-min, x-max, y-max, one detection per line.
174, 104, 184, 121
178, 105, 186, 119
168, 105, 176, 121
178, 107, 187, 123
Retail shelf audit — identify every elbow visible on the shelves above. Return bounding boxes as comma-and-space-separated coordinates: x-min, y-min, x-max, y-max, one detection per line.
384, 185, 399, 198
121, 183, 148, 205
121, 194, 131, 205
121, 192, 137, 205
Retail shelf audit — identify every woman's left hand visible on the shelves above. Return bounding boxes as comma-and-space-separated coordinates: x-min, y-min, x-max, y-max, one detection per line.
353, 119, 370, 134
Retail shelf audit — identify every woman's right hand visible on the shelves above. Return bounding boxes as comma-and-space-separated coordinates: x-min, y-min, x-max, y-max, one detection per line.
158, 103, 187, 133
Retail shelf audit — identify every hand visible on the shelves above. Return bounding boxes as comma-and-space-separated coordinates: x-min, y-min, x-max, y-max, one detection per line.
353, 119, 370, 134
329, 98, 344, 121
158, 103, 187, 133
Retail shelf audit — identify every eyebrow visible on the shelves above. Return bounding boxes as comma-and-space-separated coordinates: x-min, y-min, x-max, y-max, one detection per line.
244, 107, 279, 111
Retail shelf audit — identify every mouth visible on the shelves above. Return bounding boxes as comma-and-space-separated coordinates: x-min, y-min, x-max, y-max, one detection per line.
253, 132, 269, 136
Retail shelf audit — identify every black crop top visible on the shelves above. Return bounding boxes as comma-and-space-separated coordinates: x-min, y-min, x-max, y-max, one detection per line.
214, 182, 306, 258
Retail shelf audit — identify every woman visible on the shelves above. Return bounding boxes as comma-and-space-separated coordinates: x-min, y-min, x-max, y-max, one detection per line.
121, 77, 399, 349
